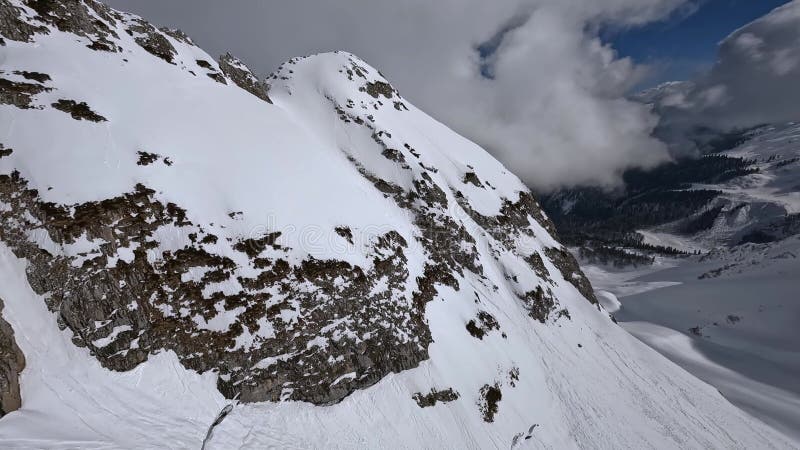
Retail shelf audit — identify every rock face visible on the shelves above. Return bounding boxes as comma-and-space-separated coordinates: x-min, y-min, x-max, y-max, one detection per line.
0, 297, 24, 417
0, 0, 590, 406
218, 53, 271, 103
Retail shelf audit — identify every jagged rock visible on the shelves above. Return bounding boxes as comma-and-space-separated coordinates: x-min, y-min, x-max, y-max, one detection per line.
195, 59, 227, 84
520, 286, 557, 323
508, 367, 520, 387
381, 148, 406, 164
0, 75, 50, 108
544, 247, 597, 304
12, 70, 50, 83
24, 0, 119, 51
159, 27, 193, 45
0, 297, 25, 417
125, 18, 175, 63
136, 151, 159, 166
478, 383, 502, 422
51, 99, 106, 122
412, 388, 459, 407
0, 0, 47, 43
0, 170, 432, 404
218, 53, 271, 103
463, 172, 484, 188
364, 80, 395, 99
334, 226, 354, 244
465, 311, 500, 339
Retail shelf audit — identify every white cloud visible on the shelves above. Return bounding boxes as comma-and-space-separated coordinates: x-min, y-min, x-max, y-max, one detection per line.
733, 33, 765, 60
103, 0, 690, 190
651, 0, 800, 148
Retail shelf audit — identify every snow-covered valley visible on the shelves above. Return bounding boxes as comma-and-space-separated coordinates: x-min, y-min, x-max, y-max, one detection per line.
586, 238, 800, 442
577, 123, 800, 443
536, 97, 800, 445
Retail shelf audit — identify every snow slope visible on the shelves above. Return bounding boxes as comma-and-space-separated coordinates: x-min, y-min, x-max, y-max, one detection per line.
0, 1, 795, 448
1, 239, 793, 449
0, 242, 226, 449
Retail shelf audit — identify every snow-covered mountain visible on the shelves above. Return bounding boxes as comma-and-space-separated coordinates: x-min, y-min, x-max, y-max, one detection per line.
0, 1, 794, 448
628, 122, 800, 250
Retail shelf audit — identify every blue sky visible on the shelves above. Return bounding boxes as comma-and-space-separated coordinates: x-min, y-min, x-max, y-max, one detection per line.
607, 0, 791, 87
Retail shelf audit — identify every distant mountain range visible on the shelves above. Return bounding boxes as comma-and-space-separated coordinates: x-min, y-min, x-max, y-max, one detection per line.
541, 122, 800, 265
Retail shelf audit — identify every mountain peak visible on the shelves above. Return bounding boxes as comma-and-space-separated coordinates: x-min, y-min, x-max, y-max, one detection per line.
269, 51, 404, 109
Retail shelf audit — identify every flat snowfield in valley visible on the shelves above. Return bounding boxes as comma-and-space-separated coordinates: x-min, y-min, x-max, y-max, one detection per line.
587, 236, 800, 442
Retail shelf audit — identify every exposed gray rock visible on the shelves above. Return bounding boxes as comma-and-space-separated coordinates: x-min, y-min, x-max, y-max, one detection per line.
23, 0, 119, 51
0, 170, 431, 405
0, 75, 50, 109
218, 53, 271, 103
519, 286, 558, 323
0, 297, 25, 417
478, 383, 502, 422
196, 60, 227, 84
13, 70, 50, 83
463, 171, 484, 188
412, 388, 459, 407
0, 0, 47, 44
363, 81, 395, 99
125, 18, 176, 63
544, 247, 597, 304
51, 99, 106, 122
159, 27, 192, 45
465, 311, 500, 339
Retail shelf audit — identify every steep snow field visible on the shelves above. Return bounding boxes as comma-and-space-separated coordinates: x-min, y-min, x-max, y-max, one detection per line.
0, 243, 226, 449
0, 1, 796, 448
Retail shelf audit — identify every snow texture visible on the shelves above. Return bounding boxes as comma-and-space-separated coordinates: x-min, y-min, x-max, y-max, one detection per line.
0, 1, 795, 448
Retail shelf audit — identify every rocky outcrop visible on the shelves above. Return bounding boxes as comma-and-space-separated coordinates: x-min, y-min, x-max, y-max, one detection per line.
465, 311, 500, 339
218, 53, 271, 103
0, 297, 24, 417
478, 383, 502, 422
412, 388, 459, 407
544, 247, 597, 304
0, 76, 48, 109
51, 99, 106, 122
0, 169, 436, 404
0, 0, 598, 409
125, 18, 176, 63
0, 0, 45, 44
23, 0, 119, 51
